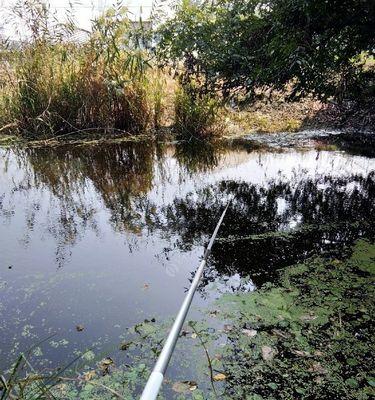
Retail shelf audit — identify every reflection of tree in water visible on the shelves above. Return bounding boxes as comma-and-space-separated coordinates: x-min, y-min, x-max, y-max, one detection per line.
4, 143, 163, 266
15, 140, 228, 247
174, 139, 224, 175
25, 142, 159, 232
159, 173, 375, 287
6, 141, 227, 266
5, 142, 375, 277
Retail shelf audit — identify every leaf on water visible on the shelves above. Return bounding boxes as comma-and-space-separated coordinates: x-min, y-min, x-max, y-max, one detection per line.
76, 324, 84, 332
54, 383, 67, 393
261, 346, 277, 361
292, 349, 311, 357
83, 371, 96, 381
213, 373, 227, 381
82, 350, 95, 361
308, 362, 327, 375
101, 357, 114, 366
172, 380, 198, 393
242, 328, 257, 337
100, 357, 114, 375
209, 310, 219, 317
119, 341, 131, 351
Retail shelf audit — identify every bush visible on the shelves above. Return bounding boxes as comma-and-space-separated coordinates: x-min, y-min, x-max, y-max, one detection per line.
174, 82, 221, 138
158, 0, 375, 103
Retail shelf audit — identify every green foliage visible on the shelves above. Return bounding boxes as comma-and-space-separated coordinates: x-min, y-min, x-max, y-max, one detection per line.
158, 0, 375, 102
174, 82, 221, 138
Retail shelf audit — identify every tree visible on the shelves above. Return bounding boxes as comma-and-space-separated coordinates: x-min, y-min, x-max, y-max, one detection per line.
158, 0, 375, 102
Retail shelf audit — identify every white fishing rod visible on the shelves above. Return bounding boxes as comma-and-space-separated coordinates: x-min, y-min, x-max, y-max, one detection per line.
140, 204, 230, 400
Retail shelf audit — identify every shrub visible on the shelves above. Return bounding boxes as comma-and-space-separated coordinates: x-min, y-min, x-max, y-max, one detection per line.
174, 82, 221, 139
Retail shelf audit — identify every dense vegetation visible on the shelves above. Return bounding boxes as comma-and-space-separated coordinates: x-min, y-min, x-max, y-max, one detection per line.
0, 0, 374, 139
0, 1, 165, 138
159, 0, 375, 103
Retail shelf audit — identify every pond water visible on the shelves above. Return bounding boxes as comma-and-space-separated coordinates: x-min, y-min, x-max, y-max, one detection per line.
0, 137, 374, 379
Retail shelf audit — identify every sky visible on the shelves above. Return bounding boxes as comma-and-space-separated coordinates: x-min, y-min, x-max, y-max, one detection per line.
0, 0, 160, 39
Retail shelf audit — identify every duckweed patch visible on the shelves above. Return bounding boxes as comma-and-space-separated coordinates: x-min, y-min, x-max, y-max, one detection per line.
215, 239, 375, 399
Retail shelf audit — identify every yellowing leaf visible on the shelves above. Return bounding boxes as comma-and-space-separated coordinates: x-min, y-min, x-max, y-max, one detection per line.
213, 373, 227, 381
172, 381, 198, 393
83, 370, 96, 381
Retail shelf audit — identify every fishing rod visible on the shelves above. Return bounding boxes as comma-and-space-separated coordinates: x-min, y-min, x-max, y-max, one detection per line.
140, 203, 230, 400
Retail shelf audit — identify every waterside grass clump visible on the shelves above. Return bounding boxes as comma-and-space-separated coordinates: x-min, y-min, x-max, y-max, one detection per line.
174, 82, 222, 139
0, 2, 166, 139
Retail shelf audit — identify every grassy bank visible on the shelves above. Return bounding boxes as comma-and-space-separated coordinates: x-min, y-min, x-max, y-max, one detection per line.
1, 1, 374, 143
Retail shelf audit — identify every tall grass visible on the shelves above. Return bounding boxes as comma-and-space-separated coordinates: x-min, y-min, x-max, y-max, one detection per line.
0, 1, 166, 138
174, 81, 222, 139
0, 0, 222, 140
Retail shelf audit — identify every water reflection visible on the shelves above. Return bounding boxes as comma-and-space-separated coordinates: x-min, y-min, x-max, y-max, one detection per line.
2, 142, 375, 272
25, 142, 158, 233
160, 175, 375, 287
0, 139, 374, 370
174, 139, 224, 174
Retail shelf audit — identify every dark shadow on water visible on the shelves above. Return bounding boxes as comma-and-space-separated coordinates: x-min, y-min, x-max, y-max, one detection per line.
159, 174, 375, 287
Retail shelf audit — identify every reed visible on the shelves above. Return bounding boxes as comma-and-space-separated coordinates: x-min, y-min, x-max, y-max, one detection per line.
174, 81, 222, 139
0, 0, 167, 138
0, 0, 222, 141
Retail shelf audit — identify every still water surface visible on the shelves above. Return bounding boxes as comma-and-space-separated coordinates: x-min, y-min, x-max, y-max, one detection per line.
0, 138, 374, 374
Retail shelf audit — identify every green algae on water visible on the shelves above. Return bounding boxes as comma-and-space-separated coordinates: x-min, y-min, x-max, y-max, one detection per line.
214, 239, 375, 399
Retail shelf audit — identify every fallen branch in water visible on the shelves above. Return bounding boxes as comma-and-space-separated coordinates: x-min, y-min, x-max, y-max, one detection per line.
189, 322, 218, 397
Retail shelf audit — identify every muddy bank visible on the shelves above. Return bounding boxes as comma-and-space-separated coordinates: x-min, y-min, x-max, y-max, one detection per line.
302, 100, 375, 133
